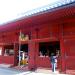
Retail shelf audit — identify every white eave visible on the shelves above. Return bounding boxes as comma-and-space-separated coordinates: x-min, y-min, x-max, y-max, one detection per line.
0, 0, 75, 25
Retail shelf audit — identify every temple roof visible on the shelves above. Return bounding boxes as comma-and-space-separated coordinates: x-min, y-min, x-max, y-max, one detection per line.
0, 0, 75, 25
0, 0, 75, 32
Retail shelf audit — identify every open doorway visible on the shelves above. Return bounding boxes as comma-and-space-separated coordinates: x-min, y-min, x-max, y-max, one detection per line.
20, 44, 28, 65
39, 41, 60, 57
39, 41, 60, 68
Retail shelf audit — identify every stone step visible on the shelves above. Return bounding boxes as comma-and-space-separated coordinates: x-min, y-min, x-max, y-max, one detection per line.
35, 68, 69, 75
0, 64, 13, 68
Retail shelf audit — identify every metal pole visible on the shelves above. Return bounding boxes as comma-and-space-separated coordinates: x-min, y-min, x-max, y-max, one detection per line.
18, 31, 21, 66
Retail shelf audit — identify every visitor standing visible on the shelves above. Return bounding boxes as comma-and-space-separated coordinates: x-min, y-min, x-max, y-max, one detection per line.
50, 53, 57, 72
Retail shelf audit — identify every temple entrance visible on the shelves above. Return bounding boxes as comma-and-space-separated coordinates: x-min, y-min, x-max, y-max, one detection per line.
20, 44, 28, 66
39, 41, 60, 69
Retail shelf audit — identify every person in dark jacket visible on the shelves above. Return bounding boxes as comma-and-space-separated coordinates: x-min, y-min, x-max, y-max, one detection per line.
50, 53, 57, 72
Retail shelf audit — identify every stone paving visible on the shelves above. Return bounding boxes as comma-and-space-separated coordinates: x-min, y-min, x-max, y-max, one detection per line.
0, 64, 70, 75
0, 67, 70, 75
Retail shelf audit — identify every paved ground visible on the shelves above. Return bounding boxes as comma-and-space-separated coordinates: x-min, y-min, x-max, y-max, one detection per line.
0, 67, 69, 75
0, 67, 23, 75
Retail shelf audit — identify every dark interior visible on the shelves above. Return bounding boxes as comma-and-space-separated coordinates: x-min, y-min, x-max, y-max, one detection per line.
39, 41, 60, 56
21, 44, 28, 52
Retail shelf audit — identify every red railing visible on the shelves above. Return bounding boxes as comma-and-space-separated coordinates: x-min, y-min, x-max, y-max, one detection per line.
0, 55, 14, 65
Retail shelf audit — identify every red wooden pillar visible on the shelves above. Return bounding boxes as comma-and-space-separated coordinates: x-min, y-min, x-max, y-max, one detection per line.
28, 41, 36, 70
34, 42, 39, 68
14, 43, 18, 66
59, 24, 66, 73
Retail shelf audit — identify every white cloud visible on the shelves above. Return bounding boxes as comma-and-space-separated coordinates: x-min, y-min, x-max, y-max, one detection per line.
0, 0, 59, 25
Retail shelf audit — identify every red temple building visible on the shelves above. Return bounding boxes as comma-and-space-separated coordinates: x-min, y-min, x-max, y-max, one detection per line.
0, 0, 75, 74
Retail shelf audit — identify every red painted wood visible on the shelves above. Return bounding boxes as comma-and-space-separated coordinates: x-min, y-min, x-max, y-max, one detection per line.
0, 56, 14, 64
28, 41, 36, 70
14, 43, 19, 66
0, 3, 75, 74
63, 25, 75, 70
59, 24, 66, 73
37, 57, 51, 68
